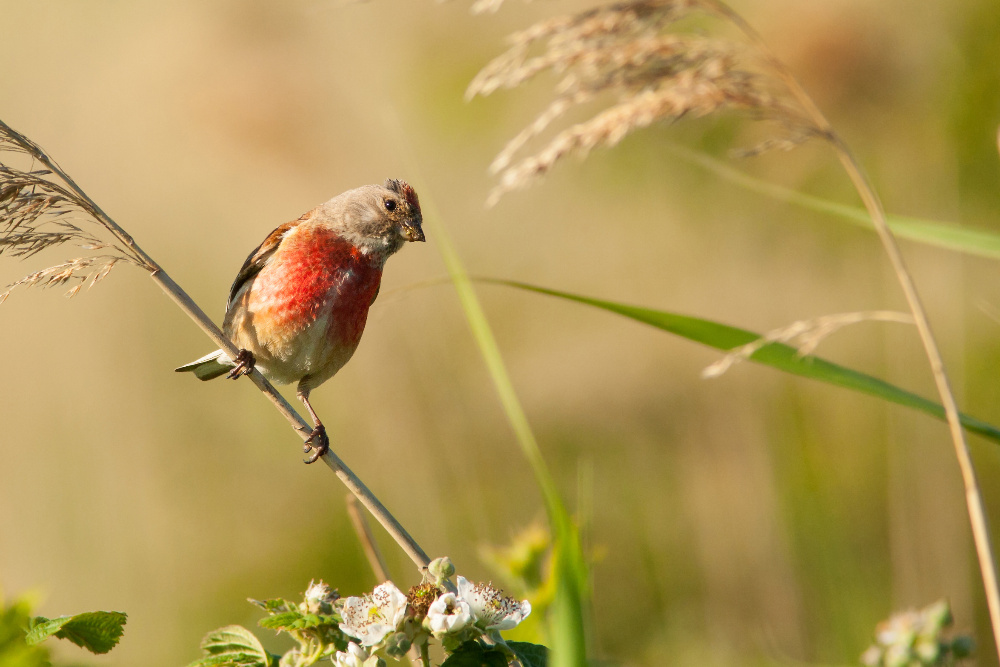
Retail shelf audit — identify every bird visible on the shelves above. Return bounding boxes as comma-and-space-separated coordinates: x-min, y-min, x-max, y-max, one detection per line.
176, 179, 424, 463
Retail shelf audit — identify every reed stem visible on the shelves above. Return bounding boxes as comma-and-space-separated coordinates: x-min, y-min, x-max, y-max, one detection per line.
709, 2, 1000, 655
0, 118, 431, 576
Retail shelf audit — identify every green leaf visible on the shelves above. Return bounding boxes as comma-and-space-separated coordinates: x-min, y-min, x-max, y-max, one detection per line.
25, 611, 126, 654
191, 653, 272, 667
508, 641, 549, 667
0, 598, 50, 667
548, 517, 587, 667
441, 641, 508, 667
24, 615, 71, 646
426, 197, 589, 667
191, 625, 269, 667
257, 611, 302, 630
257, 610, 333, 631
484, 279, 1000, 445
247, 598, 292, 613
669, 145, 1000, 260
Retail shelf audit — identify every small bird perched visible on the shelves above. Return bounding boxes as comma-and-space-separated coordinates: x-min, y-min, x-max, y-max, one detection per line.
176, 179, 424, 463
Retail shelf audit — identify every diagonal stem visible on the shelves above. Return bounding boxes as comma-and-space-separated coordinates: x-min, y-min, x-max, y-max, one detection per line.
0, 118, 430, 576
151, 269, 431, 573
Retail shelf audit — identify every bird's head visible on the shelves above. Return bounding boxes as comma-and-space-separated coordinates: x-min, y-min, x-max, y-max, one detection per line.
319, 179, 424, 261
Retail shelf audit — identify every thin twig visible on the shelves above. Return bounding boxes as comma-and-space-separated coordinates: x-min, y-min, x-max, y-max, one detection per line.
703, 1, 1000, 656
0, 119, 431, 576
346, 494, 392, 583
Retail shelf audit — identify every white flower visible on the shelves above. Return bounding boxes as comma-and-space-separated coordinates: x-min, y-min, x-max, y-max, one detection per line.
426, 592, 472, 636
333, 642, 369, 667
456, 576, 532, 631
339, 582, 408, 647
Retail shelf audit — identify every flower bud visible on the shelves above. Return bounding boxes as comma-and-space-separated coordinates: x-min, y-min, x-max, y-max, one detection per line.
383, 632, 412, 658
951, 636, 975, 659
428, 557, 455, 582
301, 579, 338, 615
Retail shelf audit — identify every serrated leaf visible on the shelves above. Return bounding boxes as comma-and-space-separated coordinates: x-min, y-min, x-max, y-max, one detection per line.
257, 611, 302, 630
248, 598, 292, 613
257, 609, 332, 631
441, 641, 508, 667
26, 611, 126, 654
190, 652, 271, 667
293, 614, 327, 629
486, 279, 1000, 445
24, 615, 68, 645
191, 625, 269, 667
508, 641, 548, 667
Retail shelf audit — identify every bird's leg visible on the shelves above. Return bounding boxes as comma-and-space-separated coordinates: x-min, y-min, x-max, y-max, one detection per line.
297, 388, 329, 464
226, 349, 256, 379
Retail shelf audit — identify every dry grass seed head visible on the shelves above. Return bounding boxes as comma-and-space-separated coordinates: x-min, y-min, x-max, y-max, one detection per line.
0, 255, 122, 304
470, 0, 505, 13
469, 0, 821, 203
701, 311, 915, 379
0, 122, 148, 302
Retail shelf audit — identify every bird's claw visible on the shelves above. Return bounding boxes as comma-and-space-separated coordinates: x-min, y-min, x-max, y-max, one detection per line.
226, 349, 256, 379
303, 424, 329, 464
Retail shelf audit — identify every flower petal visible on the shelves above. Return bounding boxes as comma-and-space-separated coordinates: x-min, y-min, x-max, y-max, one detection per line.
427, 592, 472, 636
456, 576, 532, 630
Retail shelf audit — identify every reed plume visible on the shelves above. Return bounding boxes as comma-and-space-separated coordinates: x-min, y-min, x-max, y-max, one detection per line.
0, 122, 152, 302
467, 0, 819, 204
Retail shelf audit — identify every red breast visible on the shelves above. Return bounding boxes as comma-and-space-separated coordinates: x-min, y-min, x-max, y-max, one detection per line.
248, 225, 383, 350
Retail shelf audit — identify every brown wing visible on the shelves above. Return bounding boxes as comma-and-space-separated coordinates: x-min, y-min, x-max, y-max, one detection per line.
226, 219, 298, 311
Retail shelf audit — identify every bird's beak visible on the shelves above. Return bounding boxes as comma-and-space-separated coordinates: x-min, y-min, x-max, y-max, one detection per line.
400, 220, 425, 243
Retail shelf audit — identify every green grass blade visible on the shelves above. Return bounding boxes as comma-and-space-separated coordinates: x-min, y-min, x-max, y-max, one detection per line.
423, 201, 588, 667
669, 145, 1000, 260
484, 278, 1000, 444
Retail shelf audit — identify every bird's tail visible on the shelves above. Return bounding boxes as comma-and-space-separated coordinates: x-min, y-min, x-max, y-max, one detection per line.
175, 350, 233, 381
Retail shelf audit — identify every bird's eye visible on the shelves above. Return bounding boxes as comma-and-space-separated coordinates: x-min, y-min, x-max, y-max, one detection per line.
383, 198, 397, 212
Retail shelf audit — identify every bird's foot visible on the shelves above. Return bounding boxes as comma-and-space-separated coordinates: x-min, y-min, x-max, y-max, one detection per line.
226, 349, 256, 379
303, 423, 329, 464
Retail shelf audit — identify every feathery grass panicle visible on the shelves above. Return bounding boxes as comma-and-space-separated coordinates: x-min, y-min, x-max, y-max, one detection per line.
0, 256, 123, 304
702, 311, 915, 379
470, 0, 505, 13
468, 0, 820, 204
0, 121, 150, 301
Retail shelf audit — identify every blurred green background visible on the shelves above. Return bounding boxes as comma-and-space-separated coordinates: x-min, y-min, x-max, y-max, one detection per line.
2, 1, 1000, 665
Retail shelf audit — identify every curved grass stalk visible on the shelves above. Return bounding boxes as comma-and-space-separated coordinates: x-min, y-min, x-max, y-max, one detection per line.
470, 0, 999, 654
702, 2, 1000, 656
0, 118, 430, 575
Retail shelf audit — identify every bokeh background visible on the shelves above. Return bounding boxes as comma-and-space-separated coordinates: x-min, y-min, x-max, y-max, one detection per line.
3, 1, 1000, 665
